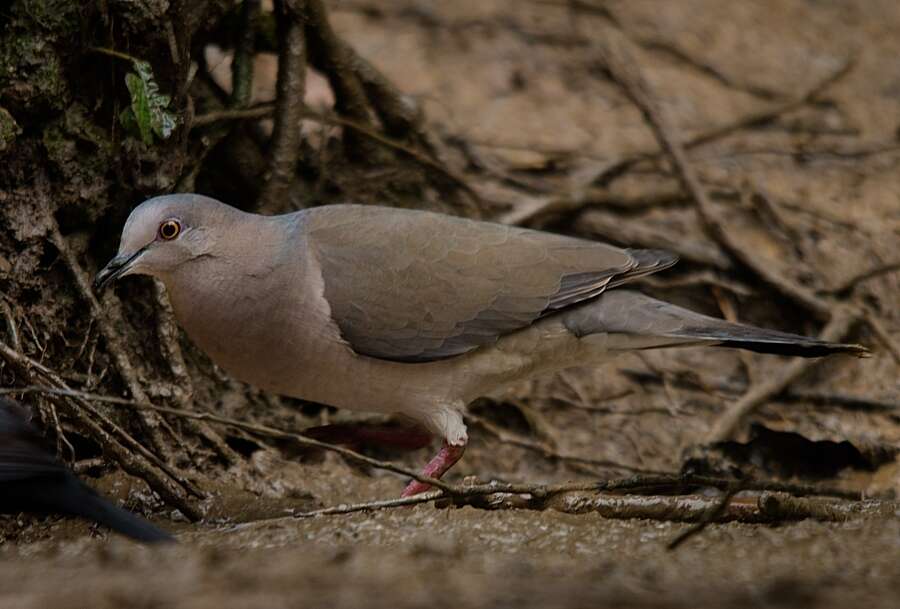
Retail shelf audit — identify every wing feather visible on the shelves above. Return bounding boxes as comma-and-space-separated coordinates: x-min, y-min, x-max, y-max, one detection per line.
306, 205, 676, 362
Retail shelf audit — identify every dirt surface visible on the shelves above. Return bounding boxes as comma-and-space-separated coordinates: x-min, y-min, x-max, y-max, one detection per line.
1, 507, 899, 609
1, 0, 899, 608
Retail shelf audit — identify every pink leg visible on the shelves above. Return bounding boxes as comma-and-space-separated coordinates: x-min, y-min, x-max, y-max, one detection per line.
400, 441, 466, 497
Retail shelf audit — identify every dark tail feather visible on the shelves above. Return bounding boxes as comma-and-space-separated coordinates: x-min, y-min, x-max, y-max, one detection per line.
64, 479, 175, 543
675, 324, 869, 358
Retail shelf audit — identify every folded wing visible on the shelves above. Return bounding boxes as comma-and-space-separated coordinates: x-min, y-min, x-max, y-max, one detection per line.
307, 205, 676, 362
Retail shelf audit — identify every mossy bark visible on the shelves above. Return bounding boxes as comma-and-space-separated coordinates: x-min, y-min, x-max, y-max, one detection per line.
0, 0, 231, 513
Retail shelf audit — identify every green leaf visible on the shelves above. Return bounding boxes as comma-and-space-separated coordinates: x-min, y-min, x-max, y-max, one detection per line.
119, 59, 178, 145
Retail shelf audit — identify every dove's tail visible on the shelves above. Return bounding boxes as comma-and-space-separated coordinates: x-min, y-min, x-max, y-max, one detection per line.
563, 290, 869, 358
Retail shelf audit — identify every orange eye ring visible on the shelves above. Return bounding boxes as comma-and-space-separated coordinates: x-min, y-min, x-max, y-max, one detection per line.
158, 219, 181, 240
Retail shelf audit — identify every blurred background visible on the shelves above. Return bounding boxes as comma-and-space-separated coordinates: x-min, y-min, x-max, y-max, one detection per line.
0, 1, 898, 607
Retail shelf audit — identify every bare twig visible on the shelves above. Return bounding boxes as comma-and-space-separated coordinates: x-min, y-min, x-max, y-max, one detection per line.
46, 399, 75, 464
605, 56, 857, 179
493, 59, 852, 225
192, 103, 275, 127
88, 46, 142, 64
2, 383, 457, 494
245, 486, 894, 527
573, 208, 731, 269
859, 306, 900, 365
1, 298, 21, 352
349, 51, 422, 136
639, 270, 755, 297
551, 491, 761, 523
311, 109, 478, 198
292, 491, 444, 518
758, 492, 900, 521
597, 33, 832, 318
712, 286, 757, 385
830, 261, 900, 295
666, 484, 742, 550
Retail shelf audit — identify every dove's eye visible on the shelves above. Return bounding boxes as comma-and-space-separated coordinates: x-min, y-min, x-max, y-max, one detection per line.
158, 219, 181, 241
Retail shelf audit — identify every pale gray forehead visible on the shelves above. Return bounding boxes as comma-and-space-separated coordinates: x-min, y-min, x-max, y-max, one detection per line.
124, 194, 227, 233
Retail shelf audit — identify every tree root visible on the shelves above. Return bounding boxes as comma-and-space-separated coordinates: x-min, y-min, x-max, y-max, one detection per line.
259, 0, 308, 208
46, 208, 178, 464
591, 26, 876, 442
152, 280, 240, 465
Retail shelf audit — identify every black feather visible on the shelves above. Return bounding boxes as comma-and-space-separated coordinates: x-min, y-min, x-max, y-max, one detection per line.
0, 398, 174, 543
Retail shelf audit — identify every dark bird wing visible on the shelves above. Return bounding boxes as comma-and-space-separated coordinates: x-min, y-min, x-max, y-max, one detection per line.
0, 398, 174, 543
306, 205, 676, 362
0, 399, 61, 482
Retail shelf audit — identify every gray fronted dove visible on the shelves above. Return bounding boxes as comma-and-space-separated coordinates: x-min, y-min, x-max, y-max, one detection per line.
95, 195, 867, 496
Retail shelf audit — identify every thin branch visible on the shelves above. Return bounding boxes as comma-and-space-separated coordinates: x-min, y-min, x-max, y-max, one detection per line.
292, 491, 444, 518
88, 46, 142, 64
859, 306, 900, 365
1, 298, 21, 352
666, 484, 742, 550
573, 208, 732, 269
597, 32, 834, 318
349, 51, 422, 136
639, 270, 755, 297
282, 486, 887, 525
192, 103, 275, 127
758, 492, 900, 521
830, 261, 900, 294
621, 369, 899, 413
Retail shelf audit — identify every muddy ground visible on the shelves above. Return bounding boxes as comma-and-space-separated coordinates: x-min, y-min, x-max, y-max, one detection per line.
1, 1, 899, 608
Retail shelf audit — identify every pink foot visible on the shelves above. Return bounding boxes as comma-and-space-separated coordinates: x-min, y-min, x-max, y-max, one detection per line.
400, 441, 466, 497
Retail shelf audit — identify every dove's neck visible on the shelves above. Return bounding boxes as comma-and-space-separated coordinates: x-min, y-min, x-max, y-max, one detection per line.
161, 213, 337, 386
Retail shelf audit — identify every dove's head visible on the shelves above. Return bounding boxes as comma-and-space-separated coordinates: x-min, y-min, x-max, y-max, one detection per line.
93, 194, 240, 290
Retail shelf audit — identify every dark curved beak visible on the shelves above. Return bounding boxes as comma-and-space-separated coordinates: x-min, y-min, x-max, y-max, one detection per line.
93, 248, 146, 292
